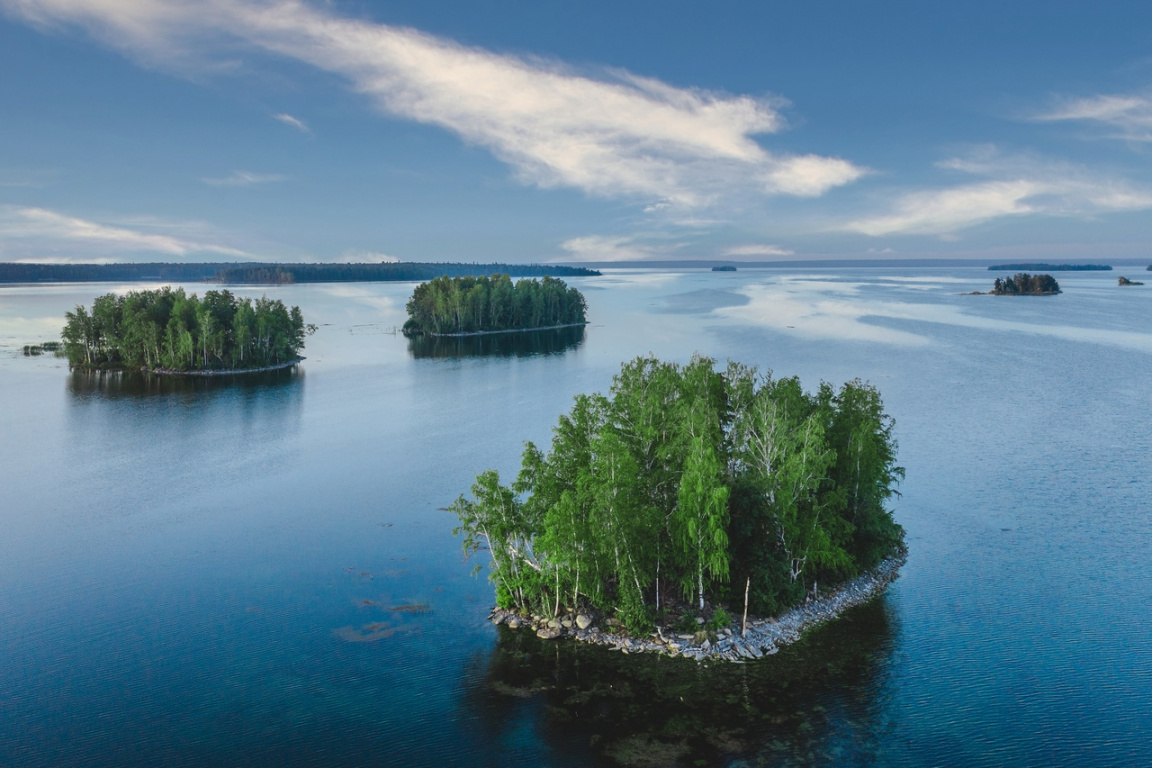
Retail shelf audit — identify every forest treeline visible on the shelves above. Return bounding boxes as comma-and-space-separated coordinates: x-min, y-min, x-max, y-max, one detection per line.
451, 356, 905, 633
991, 273, 1061, 295
988, 263, 1109, 271
62, 288, 312, 371
404, 274, 587, 335
0, 261, 600, 284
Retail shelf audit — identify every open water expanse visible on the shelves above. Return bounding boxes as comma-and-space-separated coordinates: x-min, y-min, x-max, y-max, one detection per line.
1, 266, 1150, 766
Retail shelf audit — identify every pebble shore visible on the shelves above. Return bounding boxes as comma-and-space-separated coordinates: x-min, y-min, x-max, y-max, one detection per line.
489, 550, 907, 663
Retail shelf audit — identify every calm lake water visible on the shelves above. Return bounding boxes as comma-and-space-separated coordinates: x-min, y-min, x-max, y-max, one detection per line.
1, 267, 1150, 767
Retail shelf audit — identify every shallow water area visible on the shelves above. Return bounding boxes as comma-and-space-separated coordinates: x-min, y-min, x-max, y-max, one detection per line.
1, 267, 1150, 766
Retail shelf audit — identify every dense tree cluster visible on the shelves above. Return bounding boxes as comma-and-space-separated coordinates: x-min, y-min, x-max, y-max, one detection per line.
0, 261, 600, 284
216, 262, 600, 284
452, 356, 904, 633
988, 263, 1109, 271
61, 288, 312, 371
404, 274, 587, 336
991, 273, 1061, 295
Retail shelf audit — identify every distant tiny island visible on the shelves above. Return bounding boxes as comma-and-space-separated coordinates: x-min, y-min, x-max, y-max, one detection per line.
987, 263, 1110, 271
453, 356, 906, 661
711, 265, 737, 272
973, 273, 1062, 296
62, 288, 314, 373
403, 274, 587, 337
1118, 276, 1144, 286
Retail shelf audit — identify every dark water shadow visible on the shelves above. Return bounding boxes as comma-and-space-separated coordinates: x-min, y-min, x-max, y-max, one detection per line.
67, 367, 304, 399
408, 326, 585, 360
658, 289, 750, 315
459, 598, 900, 766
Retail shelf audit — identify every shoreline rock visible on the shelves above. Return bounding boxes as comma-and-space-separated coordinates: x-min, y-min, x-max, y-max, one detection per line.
487, 550, 907, 663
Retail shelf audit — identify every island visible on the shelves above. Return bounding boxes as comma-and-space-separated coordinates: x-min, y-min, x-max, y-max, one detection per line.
1118, 276, 1144, 286
403, 274, 587, 337
988, 263, 1110, 271
987, 273, 1061, 295
451, 355, 906, 661
711, 265, 737, 272
61, 287, 314, 373
0, 261, 600, 284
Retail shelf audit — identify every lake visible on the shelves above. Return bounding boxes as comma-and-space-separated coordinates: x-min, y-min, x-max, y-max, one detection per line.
1, 267, 1150, 766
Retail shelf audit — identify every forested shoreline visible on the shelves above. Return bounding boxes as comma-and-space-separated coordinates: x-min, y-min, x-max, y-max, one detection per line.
0, 261, 600, 284
452, 356, 904, 636
61, 288, 313, 372
404, 274, 587, 336
987, 263, 1109, 271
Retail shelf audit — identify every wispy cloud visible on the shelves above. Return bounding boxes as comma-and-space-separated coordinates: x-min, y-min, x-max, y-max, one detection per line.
273, 112, 310, 133
1034, 93, 1152, 141
337, 249, 400, 263
1, 0, 865, 209
560, 235, 669, 262
0, 205, 250, 260
722, 244, 794, 257
843, 149, 1152, 236
201, 170, 287, 186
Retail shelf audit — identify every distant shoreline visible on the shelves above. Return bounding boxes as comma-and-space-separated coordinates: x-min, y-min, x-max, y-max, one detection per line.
429, 322, 588, 338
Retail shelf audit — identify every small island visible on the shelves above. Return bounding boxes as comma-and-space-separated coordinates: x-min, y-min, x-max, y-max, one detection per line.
1118, 276, 1144, 286
403, 274, 587, 337
986, 273, 1061, 295
61, 287, 313, 373
711, 265, 737, 272
452, 356, 905, 661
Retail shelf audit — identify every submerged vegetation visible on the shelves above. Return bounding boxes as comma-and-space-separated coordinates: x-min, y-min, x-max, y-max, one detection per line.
990, 273, 1061, 295
22, 341, 62, 356
452, 356, 904, 634
403, 274, 587, 336
62, 288, 313, 372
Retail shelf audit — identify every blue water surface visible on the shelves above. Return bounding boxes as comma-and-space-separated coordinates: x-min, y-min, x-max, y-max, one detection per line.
1, 267, 1149, 766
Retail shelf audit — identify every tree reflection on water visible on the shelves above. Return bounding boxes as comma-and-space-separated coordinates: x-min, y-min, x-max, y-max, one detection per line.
460, 598, 899, 767
408, 325, 585, 359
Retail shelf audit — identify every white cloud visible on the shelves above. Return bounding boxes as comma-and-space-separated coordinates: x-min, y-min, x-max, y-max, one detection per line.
559, 235, 663, 262
273, 112, 310, 133
1034, 93, 1152, 141
0, 205, 250, 259
843, 150, 1152, 236
337, 249, 400, 263
1, 0, 865, 208
722, 243, 794, 257
201, 170, 287, 186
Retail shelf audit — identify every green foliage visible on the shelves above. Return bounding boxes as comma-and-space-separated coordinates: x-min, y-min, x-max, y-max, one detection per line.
991, 273, 1061, 295
452, 356, 904, 629
61, 287, 313, 371
403, 274, 587, 335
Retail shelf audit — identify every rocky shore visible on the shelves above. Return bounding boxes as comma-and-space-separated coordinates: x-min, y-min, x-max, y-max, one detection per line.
146, 357, 303, 376
489, 551, 906, 662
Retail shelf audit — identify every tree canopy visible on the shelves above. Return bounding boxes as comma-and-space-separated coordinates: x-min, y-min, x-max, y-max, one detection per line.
61, 288, 313, 371
404, 274, 587, 336
0, 261, 600, 284
991, 273, 1061, 295
451, 356, 905, 633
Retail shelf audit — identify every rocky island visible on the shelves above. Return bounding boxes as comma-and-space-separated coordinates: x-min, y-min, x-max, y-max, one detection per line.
62, 288, 313, 373
452, 356, 906, 662
982, 273, 1062, 295
403, 273, 587, 337
1118, 276, 1144, 286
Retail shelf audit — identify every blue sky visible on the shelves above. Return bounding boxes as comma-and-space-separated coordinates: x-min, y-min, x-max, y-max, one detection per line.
3, 0, 1152, 264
